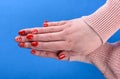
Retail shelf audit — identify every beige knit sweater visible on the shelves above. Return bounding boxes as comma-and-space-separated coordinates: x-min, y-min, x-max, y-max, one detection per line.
71, 0, 120, 79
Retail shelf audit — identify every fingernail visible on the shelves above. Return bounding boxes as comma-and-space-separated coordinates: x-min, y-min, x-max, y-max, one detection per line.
26, 34, 33, 40
43, 23, 48, 27
31, 42, 38, 47
31, 49, 36, 54
58, 54, 65, 60
18, 42, 25, 48
16, 36, 22, 42
18, 30, 26, 35
32, 29, 38, 34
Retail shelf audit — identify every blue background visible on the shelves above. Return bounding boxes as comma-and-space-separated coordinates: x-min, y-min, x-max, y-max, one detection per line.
0, 0, 120, 79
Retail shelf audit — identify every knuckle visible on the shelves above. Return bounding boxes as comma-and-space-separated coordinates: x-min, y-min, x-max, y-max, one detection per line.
55, 31, 65, 40
47, 34, 54, 40
25, 43, 30, 48
39, 42, 46, 49
50, 27, 56, 31
60, 31, 68, 40
65, 40, 73, 50
34, 35, 40, 41
43, 28, 48, 33
40, 28, 48, 33
60, 20, 67, 25
62, 29, 71, 35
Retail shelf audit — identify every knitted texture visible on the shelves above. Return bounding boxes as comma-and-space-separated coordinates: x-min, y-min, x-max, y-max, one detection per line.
70, 0, 120, 79
82, 0, 120, 43
89, 43, 120, 79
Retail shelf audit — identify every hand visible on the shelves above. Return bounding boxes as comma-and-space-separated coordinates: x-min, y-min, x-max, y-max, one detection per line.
30, 49, 91, 63
15, 18, 102, 55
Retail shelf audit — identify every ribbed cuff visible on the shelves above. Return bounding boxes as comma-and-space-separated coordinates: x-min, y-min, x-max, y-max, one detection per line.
88, 43, 116, 79
82, 0, 120, 43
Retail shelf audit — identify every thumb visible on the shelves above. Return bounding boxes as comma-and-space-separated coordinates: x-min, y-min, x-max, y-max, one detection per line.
69, 53, 92, 64
57, 51, 71, 61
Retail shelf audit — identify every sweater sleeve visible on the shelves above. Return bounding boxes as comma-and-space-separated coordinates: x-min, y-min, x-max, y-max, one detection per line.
88, 42, 120, 79
82, 0, 120, 43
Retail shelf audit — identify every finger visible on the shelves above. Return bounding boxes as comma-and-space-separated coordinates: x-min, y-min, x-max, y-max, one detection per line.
15, 35, 34, 42
31, 41, 69, 51
18, 28, 33, 36
15, 36, 23, 42
45, 21, 67, 27
18, 21, 67, 35
31, 26, 65, 34
18, 27, 40, 36
31, 32, 64, 41
15, 32, 64, 42
30, 49, 58, 59
58, 51, 70, 60
18, 41, 69, 51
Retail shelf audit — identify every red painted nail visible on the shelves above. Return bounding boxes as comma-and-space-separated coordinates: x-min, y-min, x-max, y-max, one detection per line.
31, 49, 36, 54
26, 34, 33, 40
18, 42, 25, 48
18, 30, 26, 35
43, 23, 48, 27
16, 36, 22, 42
58, 54, 65, 60
31, 42, 38, 47
32, 29, 38, 34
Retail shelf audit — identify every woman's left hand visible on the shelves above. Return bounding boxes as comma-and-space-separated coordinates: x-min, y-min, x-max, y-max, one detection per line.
30, 49, 91, 63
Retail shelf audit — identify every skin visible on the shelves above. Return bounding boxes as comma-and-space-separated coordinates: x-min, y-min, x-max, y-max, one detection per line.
31, 50, 91, 63
15, 18, 102, 61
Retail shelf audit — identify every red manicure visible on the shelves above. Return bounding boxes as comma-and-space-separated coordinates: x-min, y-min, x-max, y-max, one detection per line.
16, 36, 22, 42
18, 42, 25, 48
26, 34, 33, 40
31, 42, 38, 47
32, 29, 38, 34
31, 49, 36, 54
43, 20, 49, 27
43, 23, 48, 27
58, 54, 65, 60
18, 30, 26, 35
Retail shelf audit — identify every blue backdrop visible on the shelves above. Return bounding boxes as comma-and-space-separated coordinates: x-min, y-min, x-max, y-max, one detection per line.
0, 0, 119, 79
